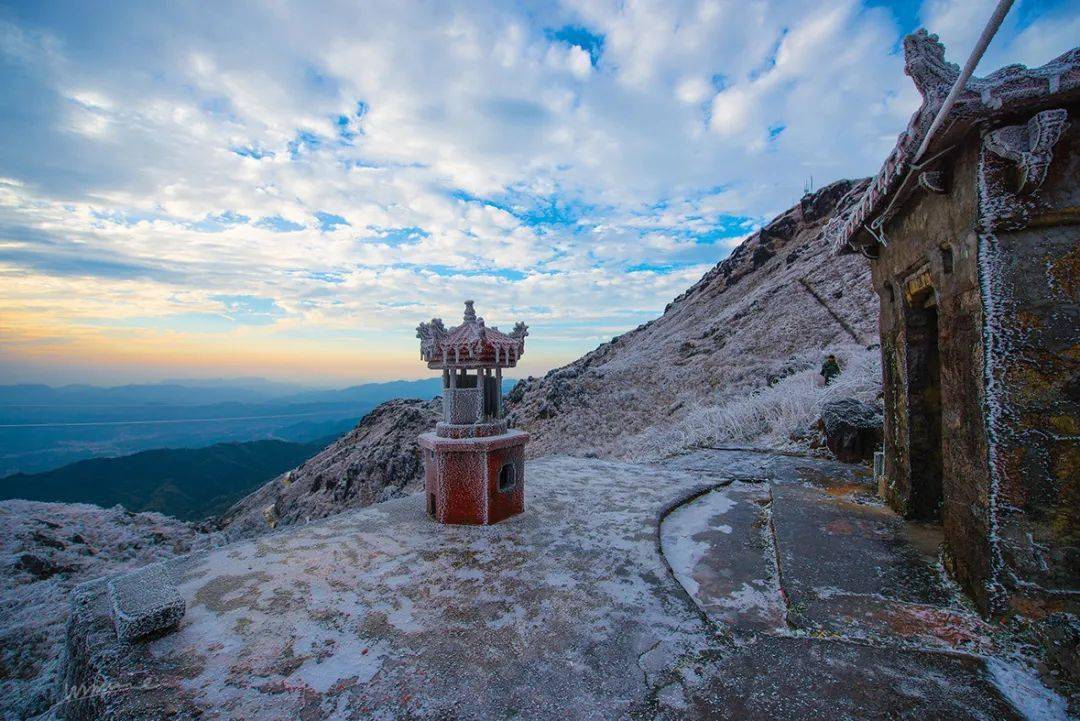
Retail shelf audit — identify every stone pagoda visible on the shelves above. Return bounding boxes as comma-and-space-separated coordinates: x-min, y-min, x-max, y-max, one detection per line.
416, 300, 529, 524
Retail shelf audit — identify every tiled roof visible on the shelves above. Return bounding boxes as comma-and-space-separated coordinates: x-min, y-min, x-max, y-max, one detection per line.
416, 300, 528, 366
829, 31, 1080, 254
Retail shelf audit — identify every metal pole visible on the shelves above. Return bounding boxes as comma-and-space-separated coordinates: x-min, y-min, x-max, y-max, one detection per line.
912, 0, 1015, 164
866, 0, 1015, 243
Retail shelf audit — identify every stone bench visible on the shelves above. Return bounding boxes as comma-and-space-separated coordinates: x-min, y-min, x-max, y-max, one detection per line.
107, 562, 185, 642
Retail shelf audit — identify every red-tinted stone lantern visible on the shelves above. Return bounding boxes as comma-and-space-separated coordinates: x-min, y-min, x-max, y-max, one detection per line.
416, 300, 529, 525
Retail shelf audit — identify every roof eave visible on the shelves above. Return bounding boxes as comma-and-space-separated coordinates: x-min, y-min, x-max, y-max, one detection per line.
830, 32, 1080, 255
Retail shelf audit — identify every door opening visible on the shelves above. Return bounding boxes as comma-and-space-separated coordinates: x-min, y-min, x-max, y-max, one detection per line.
428, 492, 436, 517
905, 286, 944, 521
498, 463, 516, 493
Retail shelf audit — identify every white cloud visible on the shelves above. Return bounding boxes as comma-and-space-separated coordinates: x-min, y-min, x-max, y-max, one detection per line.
0, 0, 1074, 382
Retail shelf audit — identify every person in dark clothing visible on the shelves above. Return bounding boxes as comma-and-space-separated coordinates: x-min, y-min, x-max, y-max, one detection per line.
820, 354, 841, 385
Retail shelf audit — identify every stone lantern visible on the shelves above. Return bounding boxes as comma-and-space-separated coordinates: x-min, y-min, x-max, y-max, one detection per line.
415, 300, 529, 524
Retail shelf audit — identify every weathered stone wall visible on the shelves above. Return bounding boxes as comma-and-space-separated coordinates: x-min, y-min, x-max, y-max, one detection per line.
871, 108, 1079, 616
979, 114, 1079, 610
871, 134, 997, 612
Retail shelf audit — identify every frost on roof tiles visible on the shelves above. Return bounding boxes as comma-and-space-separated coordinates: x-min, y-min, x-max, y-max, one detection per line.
829, 30, 1080, 255
416, 300, 528, 368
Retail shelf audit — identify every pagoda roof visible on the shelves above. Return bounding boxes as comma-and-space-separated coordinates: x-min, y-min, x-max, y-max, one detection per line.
417, 300, 527, 368
829, 30, 1080, 255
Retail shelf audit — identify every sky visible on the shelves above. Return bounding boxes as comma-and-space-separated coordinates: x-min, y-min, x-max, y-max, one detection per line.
0, 0, 1076, 387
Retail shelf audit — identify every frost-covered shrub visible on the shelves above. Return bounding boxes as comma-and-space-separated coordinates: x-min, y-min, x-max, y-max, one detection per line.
623, 345, 881, 460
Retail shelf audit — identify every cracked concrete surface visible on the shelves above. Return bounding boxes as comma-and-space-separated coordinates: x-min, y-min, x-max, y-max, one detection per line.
61, 451, 1050, 720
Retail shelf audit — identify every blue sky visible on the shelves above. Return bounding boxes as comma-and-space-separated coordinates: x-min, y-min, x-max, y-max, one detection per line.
0, 0, 1075, 385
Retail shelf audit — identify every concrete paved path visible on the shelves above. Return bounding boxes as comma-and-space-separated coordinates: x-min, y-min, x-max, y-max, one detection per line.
60, 451, 1053, 720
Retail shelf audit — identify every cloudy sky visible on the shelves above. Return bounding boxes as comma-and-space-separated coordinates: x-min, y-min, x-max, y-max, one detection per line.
0, 0, 1075, 386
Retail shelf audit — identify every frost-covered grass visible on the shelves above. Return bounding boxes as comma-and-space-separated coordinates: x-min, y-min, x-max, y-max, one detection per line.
623, 345, 882, 461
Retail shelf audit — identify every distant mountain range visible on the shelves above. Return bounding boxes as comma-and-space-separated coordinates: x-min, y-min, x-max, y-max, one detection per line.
0, 377, 448, 418
0, 438, 330, 520
0, 377, 451, 475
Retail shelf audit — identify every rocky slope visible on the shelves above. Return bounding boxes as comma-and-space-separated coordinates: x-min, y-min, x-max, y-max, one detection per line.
506, 178, 880, 459
0, 500, 219, 720
217, 398, 441, 539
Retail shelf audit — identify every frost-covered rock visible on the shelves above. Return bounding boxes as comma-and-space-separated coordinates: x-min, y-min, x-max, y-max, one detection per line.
505, 179, 881, 459
1035, 612, 1080, 688
217, 397, 441, 538
819, 398, 883, 463
0, 500, 217, 721
108, 562, 185, 642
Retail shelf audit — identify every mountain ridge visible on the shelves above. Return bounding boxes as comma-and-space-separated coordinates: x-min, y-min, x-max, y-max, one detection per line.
504, 177, 879, 459
0, 438, 330, 520
0, 178, 882, 721
217, 177, 879, 537
218, 398, 442, 538
0, 378, 446, 475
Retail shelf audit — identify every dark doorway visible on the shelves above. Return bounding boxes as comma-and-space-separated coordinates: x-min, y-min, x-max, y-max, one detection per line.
905, 286, 944, 521
428, 492, 436, 517
498, 463, 516, 493
484, 373, 499, 419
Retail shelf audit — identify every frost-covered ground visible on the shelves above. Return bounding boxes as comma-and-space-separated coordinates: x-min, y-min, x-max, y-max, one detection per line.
62, 452, 1049, 720
660, 484, 787, 634
660, 460, 1071, 720
0, 500, 219, 720
624, 343, 881, 460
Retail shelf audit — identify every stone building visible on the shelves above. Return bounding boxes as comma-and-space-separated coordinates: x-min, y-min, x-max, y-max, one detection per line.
830, 31, 1079, 615
416, 301, 529, 525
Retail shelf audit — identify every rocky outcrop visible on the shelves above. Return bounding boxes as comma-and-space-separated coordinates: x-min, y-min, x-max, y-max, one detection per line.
0, 500, 216, 721
1034, 612, 1080, 689
217, 398, 441, 538
505, 179, 880, 459
818, 398, 883, 463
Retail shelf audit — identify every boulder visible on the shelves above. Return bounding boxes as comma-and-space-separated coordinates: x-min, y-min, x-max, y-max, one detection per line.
819, 398, 882, 464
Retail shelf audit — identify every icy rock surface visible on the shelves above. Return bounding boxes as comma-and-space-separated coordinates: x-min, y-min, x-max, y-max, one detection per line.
505, 179, 880, 460
660, 483, 788, 634
217, 397, 440, 538
0, 500, 216, 720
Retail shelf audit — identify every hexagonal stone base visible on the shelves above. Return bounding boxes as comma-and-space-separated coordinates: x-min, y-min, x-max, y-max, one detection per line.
419, 429, 527, 525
